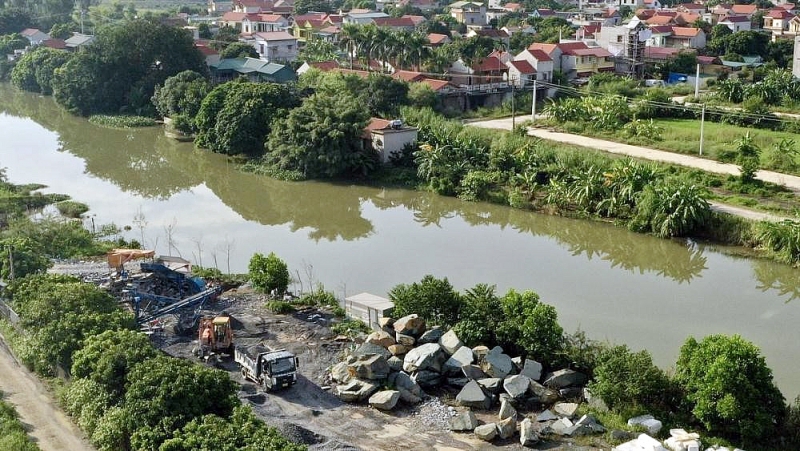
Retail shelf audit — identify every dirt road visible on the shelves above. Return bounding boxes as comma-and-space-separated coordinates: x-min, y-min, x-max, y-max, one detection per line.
468, 116, 800, 196
0, 336, 94, 451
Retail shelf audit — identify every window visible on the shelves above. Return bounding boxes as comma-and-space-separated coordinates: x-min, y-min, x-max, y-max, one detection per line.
287, 45, 293, 51
617, 35, 623, 43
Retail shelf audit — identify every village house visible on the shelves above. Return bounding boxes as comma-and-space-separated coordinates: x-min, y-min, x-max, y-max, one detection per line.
247, 31, 298, 62
372, 16, 417, 31
558, 41, 614, 79
646, 25, 673, 47
20, 28, 50, 45
666, 27, 706, 49
506, 60, 536, 87
64, 33, 95, 51
343, 11, 390, 25
718, 15, 751, 32
764, 8, 797, 41
449, 1, 487, 26
528, 43, 562, 71
292, 13, 333, 41
514, 47, 554, 81
427, 33, 451, 47
241, 13, 288, 33
530, 8, 556, 19
466, 28, 510, 48
209, 57, 296, 83
196, 42, 221, 66
448, 55, 508, 86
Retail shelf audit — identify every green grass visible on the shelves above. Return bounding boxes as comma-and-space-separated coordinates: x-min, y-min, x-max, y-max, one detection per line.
88, 115, 156, 128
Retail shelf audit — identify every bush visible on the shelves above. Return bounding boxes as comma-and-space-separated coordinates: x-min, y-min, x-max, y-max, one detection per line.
248, 252, 290, 295
630, 182, 711, 238
88, 115, 156, 128
330, 318, 371, 337
56, 201, 89, 218
388, 275, 464, 327
266, 301, 295, 314
589, 345, 677, 415
675, 334, 786, 444
623, 119, 663, 141
0, 398, 38, 451
755, 219, 800, 264
496, 289, 564, 365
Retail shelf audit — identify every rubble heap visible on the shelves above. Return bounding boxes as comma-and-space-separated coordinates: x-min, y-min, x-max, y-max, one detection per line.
328, 314, 605, 447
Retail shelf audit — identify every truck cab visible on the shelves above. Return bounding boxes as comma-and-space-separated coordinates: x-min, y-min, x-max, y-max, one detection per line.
235, 345, 299, 392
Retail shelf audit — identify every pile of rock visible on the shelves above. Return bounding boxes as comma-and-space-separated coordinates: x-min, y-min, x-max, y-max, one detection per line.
329, 314, 605, 447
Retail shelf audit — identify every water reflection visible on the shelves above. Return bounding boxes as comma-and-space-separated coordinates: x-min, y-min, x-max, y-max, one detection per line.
753, 258, 800, 302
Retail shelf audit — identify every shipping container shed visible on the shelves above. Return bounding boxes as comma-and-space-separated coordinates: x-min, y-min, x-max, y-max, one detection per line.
343, 292, 395, 330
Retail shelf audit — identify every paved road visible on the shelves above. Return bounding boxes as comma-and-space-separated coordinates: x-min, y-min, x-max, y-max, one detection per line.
468, 116, 800, 221
0, 335, 94, 451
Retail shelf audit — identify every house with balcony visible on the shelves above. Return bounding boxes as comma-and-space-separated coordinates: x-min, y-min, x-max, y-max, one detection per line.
646, 25, 673, 47
448, 55, 508, 87
449, 1, 487, 26
249, 31, 298, 62
241, 13, 289, 33
764, 9, 796, 41
293, 13, 332, 41
665, 27, 706, 49
558, 42, 614, 78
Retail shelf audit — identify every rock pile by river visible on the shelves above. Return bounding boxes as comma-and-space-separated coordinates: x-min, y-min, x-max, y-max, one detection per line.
327, 313, 605, 447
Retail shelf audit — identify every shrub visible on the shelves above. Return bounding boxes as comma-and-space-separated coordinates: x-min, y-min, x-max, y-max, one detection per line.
248, 252, 290, 295
330, 318, 371, 337
266, 301, 295, 314
675, 334, 786, 444
755, 219, 800, 264
589, 345, 677, 415
56, 201, 89, 218
388, 275, 464, 327
623, 119, 663, 141
496, 289, 564, 365
88, 115, 156, 128
630, 181, 711, 238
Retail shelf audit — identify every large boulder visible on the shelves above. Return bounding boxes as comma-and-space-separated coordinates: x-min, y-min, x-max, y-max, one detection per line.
498, 398, 517, 421
352, 342, 392, 360
413, 370, 442, 388
520, 359, 543, 381
473, 345, 490, 361
393, 314, 426, 337
536, 409, 559, 422
439, 330, 464, 355
554, 402, 580, 418
548, 418, 574, 436
504, 374, 532, 399
390, 371, 422, 404
395, 333, 416, 347
403, 343, 445, 373
365, 330, 396, 348
520, 418, 539, 447
369, 390, 400, 411
456, 380, 491, 410
418, 326, 444, 344
497, 417, 516, 440
444, 346, 474, 375
348, 354, 390, 380
330, 361, 351, 384
336, 379, 379, 402
543, 369, 588, 389
449, 411, 478, 431
386, 356, 404, 372
474, 423, 497, 441
530, 381, 560, 405
461, 364, 488, 380
378, 317, 394, 329
481, 347, 515, 379
477, 377, 503, 394
627, 414, 662, 435
564, 414, 605, 436
387, 344, 409, 356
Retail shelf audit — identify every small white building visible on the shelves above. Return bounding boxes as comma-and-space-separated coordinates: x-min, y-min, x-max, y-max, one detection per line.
364, 118, 419, 163
718, 15, 751, 32
20, 28, 50, 45
344, 292, 395, 330
250, 31, 298, 62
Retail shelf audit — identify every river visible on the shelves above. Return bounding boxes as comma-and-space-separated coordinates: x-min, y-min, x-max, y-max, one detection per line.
1, 85, 799, 399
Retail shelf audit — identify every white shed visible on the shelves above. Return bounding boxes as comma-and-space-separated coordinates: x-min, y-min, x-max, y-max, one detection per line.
344, 292, 395, 330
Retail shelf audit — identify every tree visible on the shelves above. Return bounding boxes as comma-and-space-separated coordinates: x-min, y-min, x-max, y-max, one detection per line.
220, 41, 259, 59
675, 335, 786, 444
61, 378, 113, 436
11, 46, 71, 94
294, 0, 332, 14
725, 30, 769, 59
0, 7, 32, 34
121, 356, 239, 450
160, 406, 305, 451
212, 25, 240, 49
734, 132, 761, 183
49, 22, 74, 39
195, 81, 300, 156
0, 237, 50, 280
151, 70, 211, 120
0, 33, 27, 55
298, 38, 339, 62
388, 275, 464, 327
452, 284, 505, 346
71, 329, 158, 400
767, 38, 794, 68
265, 91, 373, 178
51, 19, 207, 116
198, 23, 212, 39
496, 289, 563, 365
365, 74, 409, 117
248, 252, 290, 294
408, 82, 437, 109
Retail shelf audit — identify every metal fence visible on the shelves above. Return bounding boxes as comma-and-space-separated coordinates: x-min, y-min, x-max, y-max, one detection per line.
0, 299, 20, 328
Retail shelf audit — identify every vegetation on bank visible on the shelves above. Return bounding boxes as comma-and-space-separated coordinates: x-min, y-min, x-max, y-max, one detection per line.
88, 115, 156, 129
0, 393, 39, 451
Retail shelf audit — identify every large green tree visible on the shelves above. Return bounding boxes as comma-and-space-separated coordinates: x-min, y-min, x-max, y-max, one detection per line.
675, 334, 786, 444
248, 252, 290, 294
265, 91, 373, 178
388, 275, 464, 327
219, 41, 259, 59
11, 46, 72, 94
151, 70, 211, 120
195, 81, 300, 156
51, 19, 206, 116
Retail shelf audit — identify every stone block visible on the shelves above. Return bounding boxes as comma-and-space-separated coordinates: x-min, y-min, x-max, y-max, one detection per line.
386, 356, 403, 372
402, 343, 444, 373
413, 370, 442, 388
482, 347, 515, 379
387, 344, 409, 356
536, 409, 558, 422
520, 418, 539, 447
520, 359, 543, 381
498, 398, 517, 420
365, 330, 396, 348
369, 390, 400, 410
461, 364, 487, 380
395, 332, 416, 347
336, 379, 379, 402
378, 317, 394, 328
418, 326, 443, 344
497, 417, 516, 439
456, 380, 491, 410
348, 354, 390, 380
393, 314, 426, 337
444, 346, 474, 374
330, 361, 351, 384
477, 377, 503, 394
628, 414, 662, 435
504, 374, 532, 399
543, 369, 588, 389
449, 411, 478, 431
553, 402, 579, 418
474, 423, 497, 441
439, 329, 464, 355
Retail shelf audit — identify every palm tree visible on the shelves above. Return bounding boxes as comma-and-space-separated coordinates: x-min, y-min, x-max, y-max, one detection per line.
340, 24, 361, 69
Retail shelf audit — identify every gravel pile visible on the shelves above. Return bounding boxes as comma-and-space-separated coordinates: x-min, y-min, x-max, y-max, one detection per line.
411, 397, 457, 431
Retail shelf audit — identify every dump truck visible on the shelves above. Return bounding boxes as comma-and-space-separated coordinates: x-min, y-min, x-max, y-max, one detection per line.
235, 344, 298, 392
196, 314, 234, 358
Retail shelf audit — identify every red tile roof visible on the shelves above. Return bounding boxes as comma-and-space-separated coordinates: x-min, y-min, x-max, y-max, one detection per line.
556, 41, 589, 53
504, 2, 522, 11
42, 38, 66, 49
528, 43, 558, 55
309, 60, 339, 70
373, 17, 416, 27
507, 60, 536, 74
419, 78, 454, 91
427, 33, 449, 44
293, 13, 328, 22
644, 46, 682, 59
730, 4, 757, 15
767, 8, 795, 19
393, 70, 425, 82
222, 11, 248, 21
646, 15, 675, 25
671, 26, 702, 37
402, 14, 427, 25
570, 47, 613, 57
474, 55, 507, 72
650, 25, 673, 33
366, 118, 392, 132
527, 49, 552, 62
721, 15, 750, 22
196, 45, 220, 56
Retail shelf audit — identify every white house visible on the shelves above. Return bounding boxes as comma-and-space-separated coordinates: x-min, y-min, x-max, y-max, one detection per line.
343, 11, 390, 25
506, 60, 536, 86
364, 118, 418, 164
242, 13, 289, 33
449, 1, 487, 26
718, 15, 751, 32
20, 28, 50, 45
250, 31, 298, 62
513, 48, 554, 81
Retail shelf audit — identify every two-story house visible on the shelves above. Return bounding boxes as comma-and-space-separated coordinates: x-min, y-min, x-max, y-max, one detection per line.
665, 27, 706, 49
558, 42, 614, 79
528, 43, 562, 72
506, 60, 536, 86
514, 47, 554, 81
449, 1, 487, 26
764, 9, 796, 41
249, 31, 298, 62
718, 15, 751, 32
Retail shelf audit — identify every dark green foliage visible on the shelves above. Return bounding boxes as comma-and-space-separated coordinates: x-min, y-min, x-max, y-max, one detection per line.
265, 91, 373, 178
71, 329, 158, 400
88, 115, 156, 128
0, 237, 50, 280
266, 300, 295, 314
294, 0, 332, 14
151, 70, 210, 120
61, 378, 113, 436
629, 181, 711, 238
220, 42, 259, 59
122, 356, 240, 450
10, 274, 135, 376
589, 345, 677, 414
4, 217, 103, 259
0, 396, 39, 451
452, 284, 504, 347
0, 33, 26, 56
159, 406, 306, 451
755, 219, 800, 264
55, 200, 89, 218
389, 275, 464, 327
196, 81, 299, 156
675, 335, 786, 444
11, 46, 71, 94
734, 133, 761, 183
330, 318, 371, 337
248, 252, 290, 294
496, 289, 563, 365
0, 8, 32, 35
51, 20, 207, 116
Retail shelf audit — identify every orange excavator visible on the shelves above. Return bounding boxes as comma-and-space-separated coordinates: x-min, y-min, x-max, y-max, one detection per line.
196, 314, 234, 359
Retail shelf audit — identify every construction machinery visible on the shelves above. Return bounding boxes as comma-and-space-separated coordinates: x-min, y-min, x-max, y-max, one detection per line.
196, 314, 234, 358
235, 344, 298, 392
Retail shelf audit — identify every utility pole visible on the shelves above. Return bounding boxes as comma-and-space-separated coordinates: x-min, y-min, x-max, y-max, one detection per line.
511, 80, 516, 130
531, 79, 537, 121
694, 63, 700, 99
7, 245, 14, 282
699, 104, 706, 156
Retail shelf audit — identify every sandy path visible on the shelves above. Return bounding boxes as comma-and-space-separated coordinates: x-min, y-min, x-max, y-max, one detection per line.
0, 337, 94, 451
